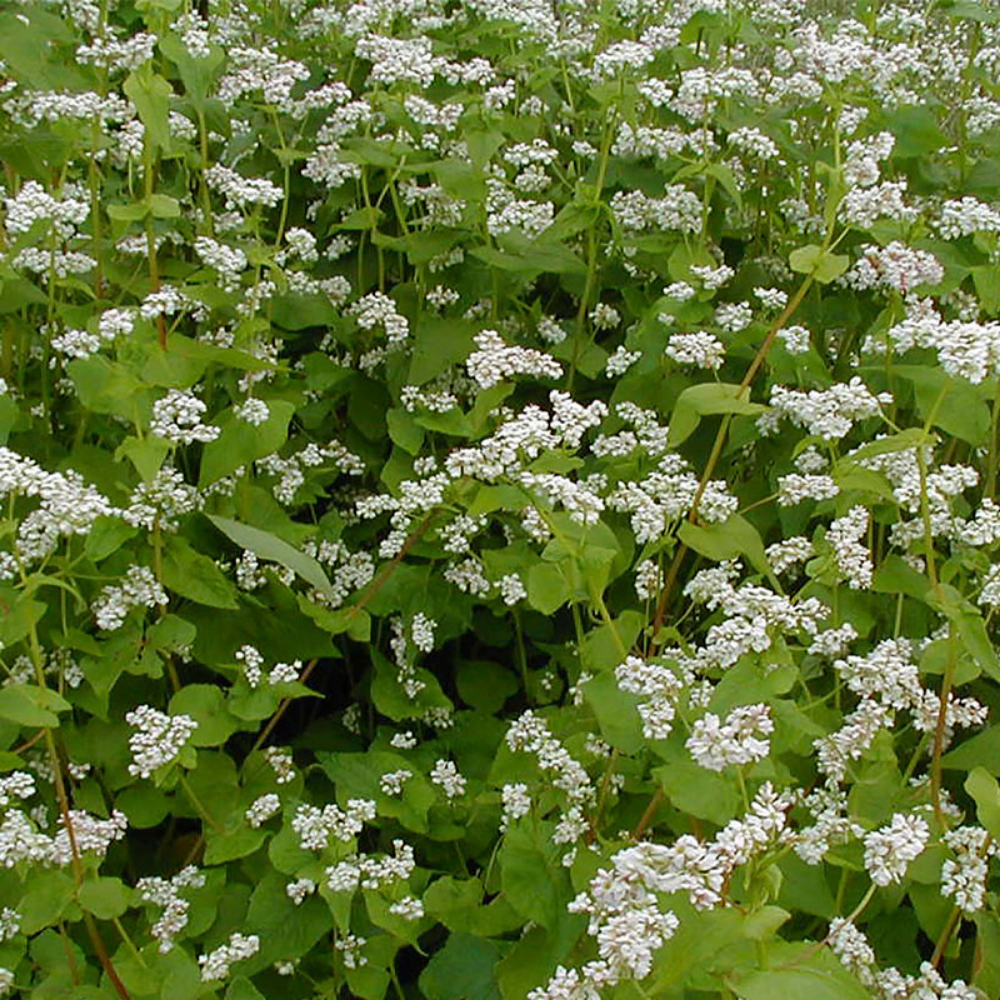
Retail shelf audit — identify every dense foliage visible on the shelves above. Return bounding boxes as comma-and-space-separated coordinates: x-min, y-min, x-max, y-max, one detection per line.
4, 0, 1000, 996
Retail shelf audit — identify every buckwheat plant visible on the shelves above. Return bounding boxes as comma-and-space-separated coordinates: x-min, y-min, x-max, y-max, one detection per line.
3, 0, 1000, 996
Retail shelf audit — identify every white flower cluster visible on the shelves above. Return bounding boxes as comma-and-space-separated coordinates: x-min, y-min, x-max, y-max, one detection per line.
765, 378, 892, 440
291, 799, 377, 850
615, 655, 686, 741
827, 505, 873, 589
150, 390, 220, 445
941, 826, 997, 914
505, 711, 594, 853
829, 919, 978, 999
863, 812, 929, 886
245, 793, 281, 828
466, 329, 563, 389
686, 703, 774, 772
198, 932, 261, 982
430, 759, 466, 799
137, 866, 206, 954
93, 566, 169, 631
608, 453, 737, 543
609, 184, 702, 234
125, 706, 199, 778
843, 242, 943, 295
0, 447, 118, 565
205, 163, 283, 209
793, 786, 865, 865
123, 467, 202, 533
326, 838, 416, 892
664, 331, 725, 369
379, 769, 412, 797
265, 747, 296, 784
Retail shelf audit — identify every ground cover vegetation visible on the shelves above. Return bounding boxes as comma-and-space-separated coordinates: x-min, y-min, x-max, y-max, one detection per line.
3, 0, 1000, 996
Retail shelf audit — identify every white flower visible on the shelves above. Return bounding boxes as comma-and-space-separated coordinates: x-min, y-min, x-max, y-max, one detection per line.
430, 759, 466, 799
665, 331, 725, 369
125, 706, 198, 778
198, 932, 260, 982
687, 704, 774, 771
245, 793, 281, 828
863, 813, 929, 886
150, 390, 220, 445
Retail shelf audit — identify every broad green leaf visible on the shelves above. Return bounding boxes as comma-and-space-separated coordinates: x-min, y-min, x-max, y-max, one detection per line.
161, 535, 239, 609
115, 434, 171, 482
679, 514, 774, 582
169, 684, 240, 747
386, 408, 425, 456
419, 932, 503, 1000
941, 726, 1000, 772
123, 68, 173, 151
0, 593, 46, 647
456, 660, 519, 713
500, 821, 573, 930
0, 684, 70, 728
731, 944, 874, 1000
208, 514, 333, 596
840, 427, 936, 464
158, 32, 224, 111
966, 766, 1000, 840
583, 669, 644, 753
79, 877, 129, 920
21, 871, 77, 934
668, 383, 765, 447
654, 760, 740, 825
198, 400, 295, 485
115, 784, 171, 828
225, 977, 265, 1000
789, 244, 849, 283
204, 826, 267, 865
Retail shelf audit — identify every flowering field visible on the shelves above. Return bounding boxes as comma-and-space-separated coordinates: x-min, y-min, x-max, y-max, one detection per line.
5, 0, 1000, 996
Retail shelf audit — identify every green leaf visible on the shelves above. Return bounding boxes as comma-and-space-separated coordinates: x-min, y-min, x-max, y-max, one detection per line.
115, 784, 171, 828
500, 821, 573, 930
583, 669, 643, 753
527, 562, 574, 615
115, 434, 171, 482
169, 684, 239, 747
972, 265, 1000, 316
668, 383, 765, 447
893, 366, 990, 447
942, 726, 1000, 771
21, 871, 76, 934
0, 593, 47, 647
733, 943, 875, 999
161, 535, 239, 609
456, 660, 519, 713
123, 68, 173, 151
84, 516, 139, 563
199, 400, 295, 485
839, 427, 937, 464
225, 977, 265, 1000
0, 684, 70, 728
966, 766, 1000, 840
420, 932, 503, 1000
158, 33, 224, 112
205, 826, 267, 865
789, 244, 849, 283
654, 760, 740, 825
79, 877, 129, 920
679, 514, 774, 582
470, 240, 586, 276
386, 407, 425, 456
147, 193, 181, 218
208, 514, 333, 597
